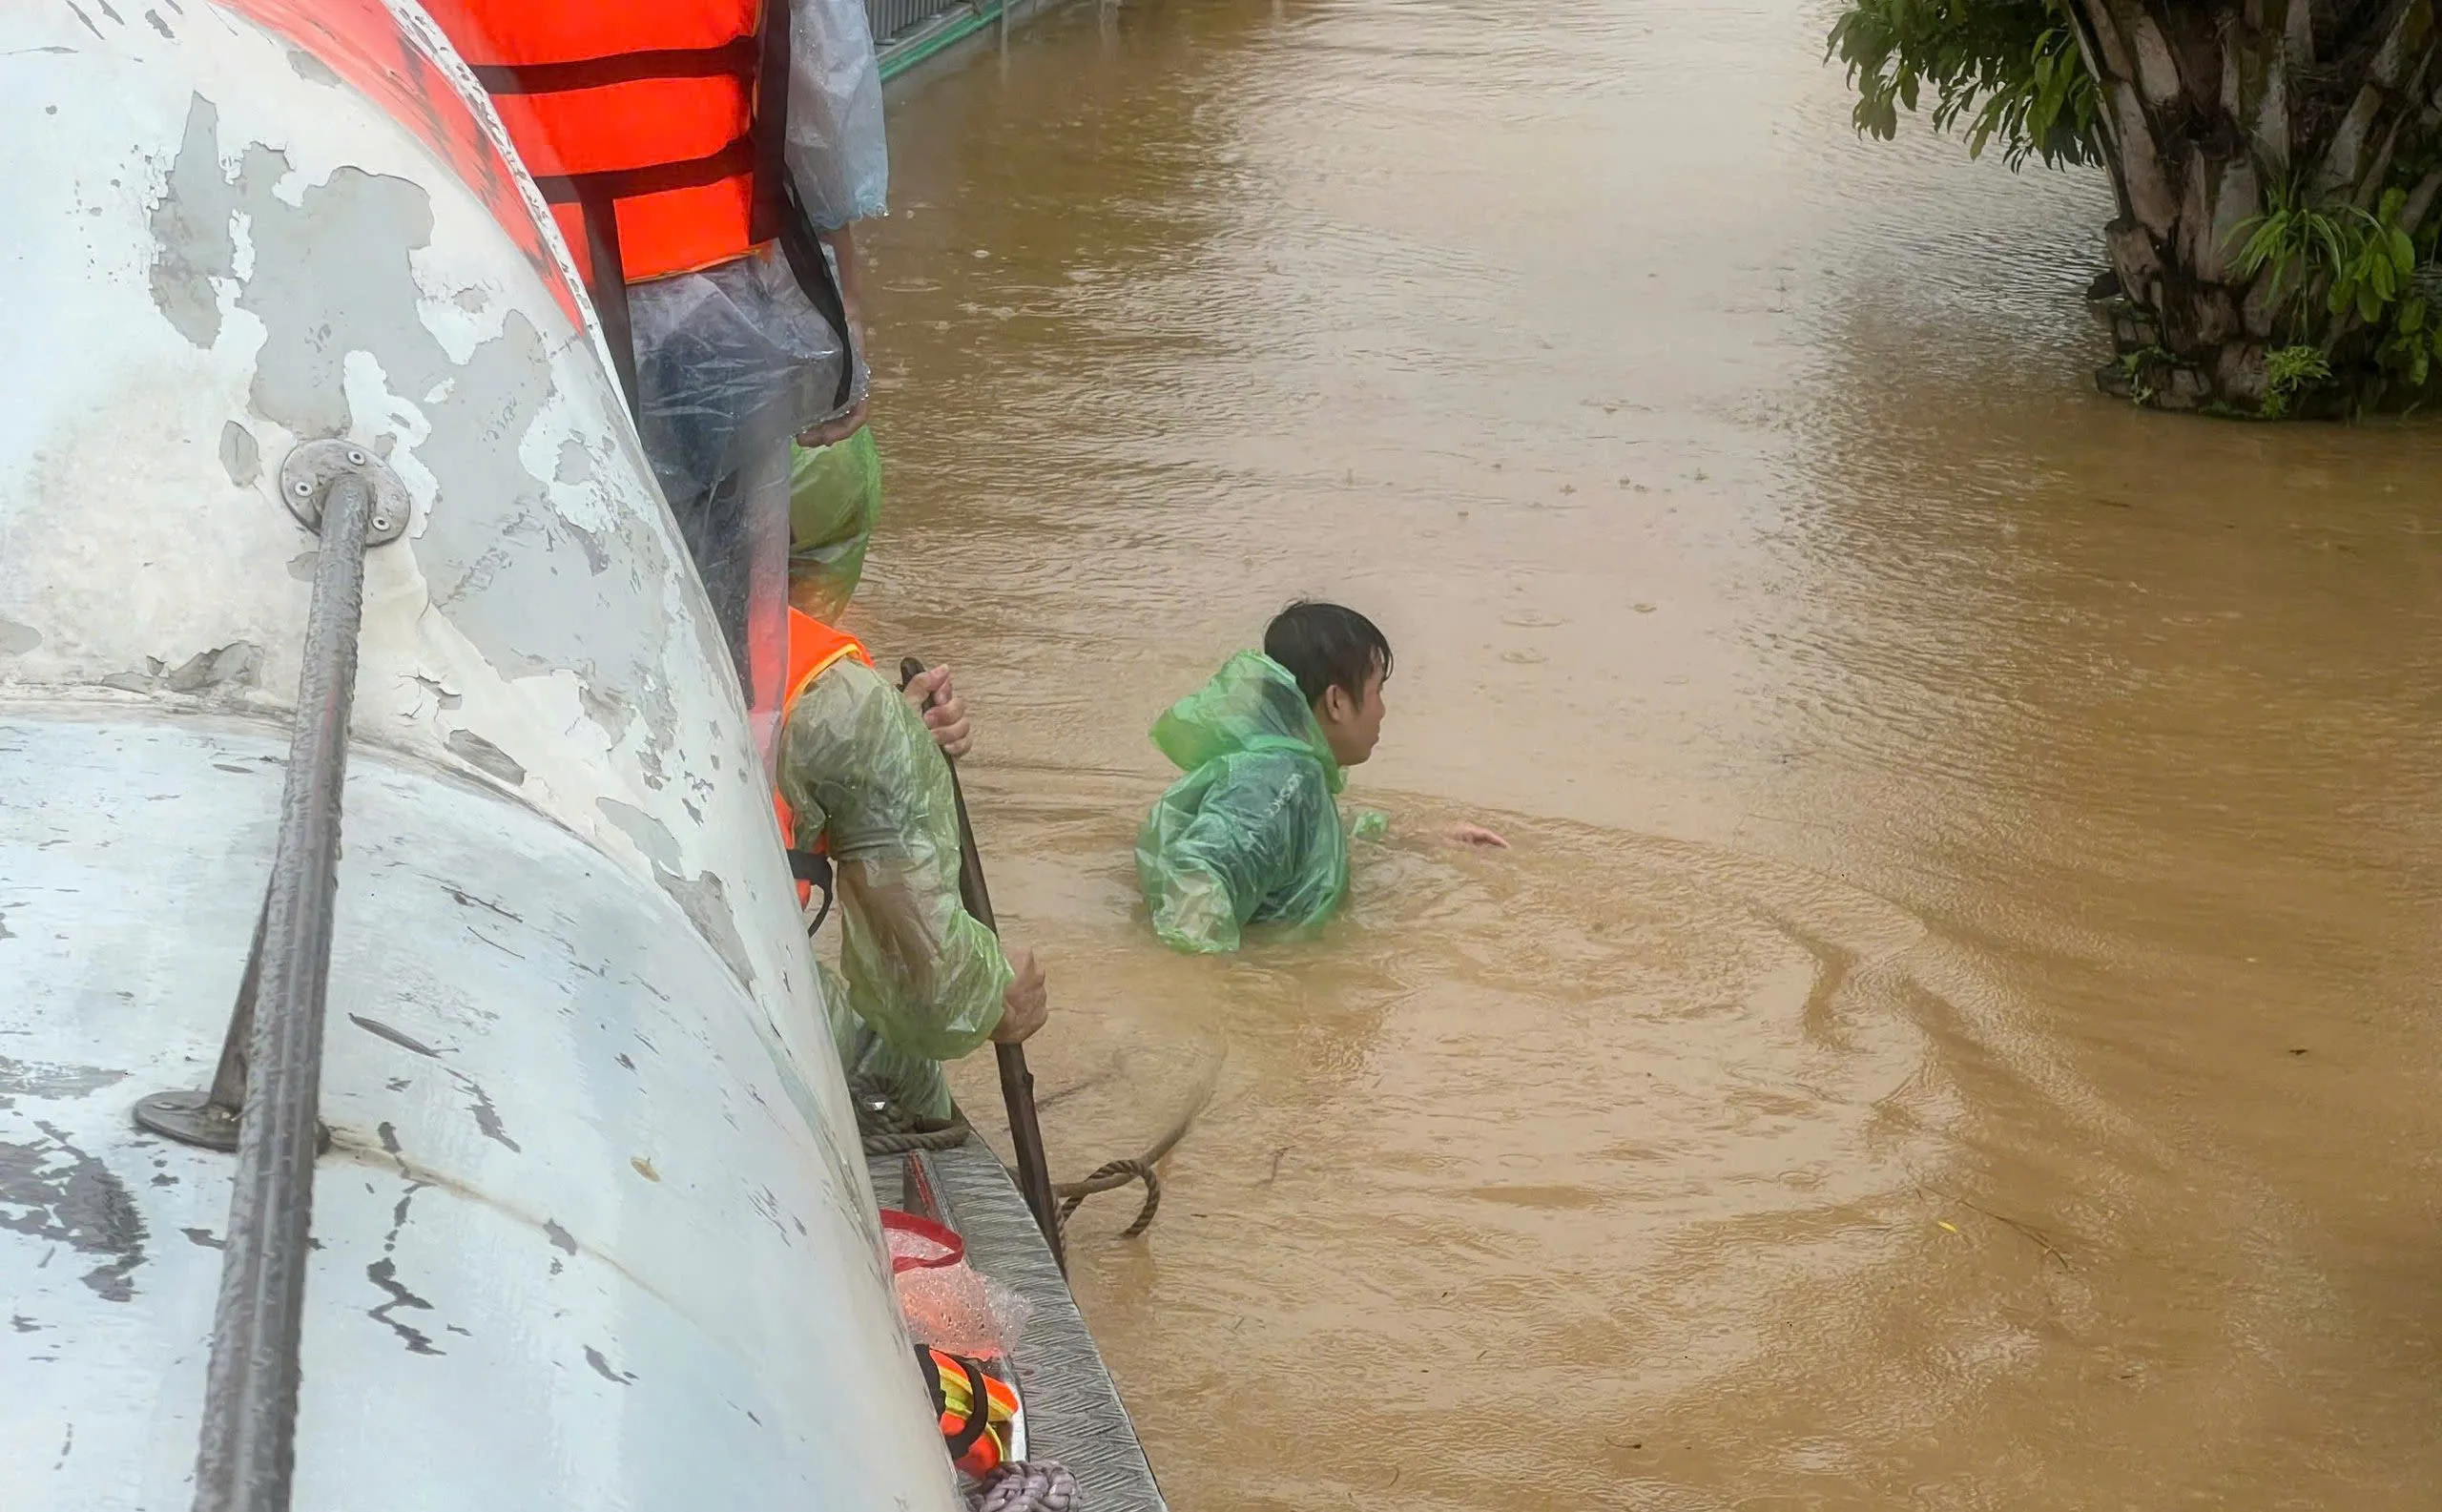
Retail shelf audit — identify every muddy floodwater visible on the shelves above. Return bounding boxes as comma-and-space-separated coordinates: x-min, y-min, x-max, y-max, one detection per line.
853, 0, 2442, 1505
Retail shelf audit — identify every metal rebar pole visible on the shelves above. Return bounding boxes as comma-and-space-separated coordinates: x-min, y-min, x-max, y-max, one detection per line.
190, 471, 375, 1512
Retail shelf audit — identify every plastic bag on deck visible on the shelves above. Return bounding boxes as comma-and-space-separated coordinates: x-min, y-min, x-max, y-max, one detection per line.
897, 1261, 1034, 1360
787, 428, 882, 621
1135, 652, 1351, 954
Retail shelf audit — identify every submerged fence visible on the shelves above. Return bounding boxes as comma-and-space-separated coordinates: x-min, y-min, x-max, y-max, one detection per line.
867, 0, 962, 45
867, 0, 1055, 79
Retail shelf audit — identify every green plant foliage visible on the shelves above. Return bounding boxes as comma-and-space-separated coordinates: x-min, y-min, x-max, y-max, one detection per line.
2117, 343, 2167, 407
2234, 182, 2367, 319
2372, 287, 2442, 388
2235, 182, 2421, 322
1828, 0, 2098, 170
2260, 345, 2332, 419
2236, 183, 2437, 387
2327, 189, 2420, 325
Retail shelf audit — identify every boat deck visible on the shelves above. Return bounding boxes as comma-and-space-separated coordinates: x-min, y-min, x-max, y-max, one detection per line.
871, 1142, 1168, 1511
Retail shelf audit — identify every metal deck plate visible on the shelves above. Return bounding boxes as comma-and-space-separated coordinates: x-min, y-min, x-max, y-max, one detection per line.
873, 1144, 1169, 1512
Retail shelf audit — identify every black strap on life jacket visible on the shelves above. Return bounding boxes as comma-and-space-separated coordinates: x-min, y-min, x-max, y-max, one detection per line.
535, 136, 761, 206
756, 0, 859, 414
576, 197, 642, 410
788, 844, 835, 937
469, 39, 759, 94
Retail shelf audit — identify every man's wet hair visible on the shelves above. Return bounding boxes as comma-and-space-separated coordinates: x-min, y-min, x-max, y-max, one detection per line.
1264, 601, 1392, 707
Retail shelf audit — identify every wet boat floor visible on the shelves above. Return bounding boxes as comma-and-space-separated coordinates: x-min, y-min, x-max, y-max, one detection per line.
871, 1141, 1168, 1511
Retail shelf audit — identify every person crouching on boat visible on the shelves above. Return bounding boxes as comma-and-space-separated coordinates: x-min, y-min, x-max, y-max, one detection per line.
773, 607, 1049, 1126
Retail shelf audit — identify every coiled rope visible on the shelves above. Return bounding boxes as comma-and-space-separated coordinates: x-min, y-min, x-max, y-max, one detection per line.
856, 1053, 1217, 1237
967, 1459, 1078, 1512
1055, 1158, 1161, 1238
858, 1096, 975, 1156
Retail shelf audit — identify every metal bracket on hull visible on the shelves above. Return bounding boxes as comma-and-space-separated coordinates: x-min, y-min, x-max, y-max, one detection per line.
129, 897, 330, 1156
133, 899, 285, 1152
279, 440, 411, 544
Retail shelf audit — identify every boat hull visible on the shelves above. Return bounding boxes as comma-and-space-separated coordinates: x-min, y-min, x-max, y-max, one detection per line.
0, 2, 960, 1506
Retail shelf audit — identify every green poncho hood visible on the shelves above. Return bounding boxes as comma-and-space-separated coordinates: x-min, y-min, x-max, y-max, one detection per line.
1149, 652, 1345, 789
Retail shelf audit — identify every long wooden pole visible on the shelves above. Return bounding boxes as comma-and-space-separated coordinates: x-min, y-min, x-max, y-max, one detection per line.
901, 658, 1066, 1271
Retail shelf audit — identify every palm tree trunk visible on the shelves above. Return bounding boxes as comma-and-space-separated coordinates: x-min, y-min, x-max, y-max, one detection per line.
2068, 0, 2441, 410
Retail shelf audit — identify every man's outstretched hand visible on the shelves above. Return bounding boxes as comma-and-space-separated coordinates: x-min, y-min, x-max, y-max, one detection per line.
992, 946, 1047, 1044
901, 664, 972, 760
1442, 822, 1511, 849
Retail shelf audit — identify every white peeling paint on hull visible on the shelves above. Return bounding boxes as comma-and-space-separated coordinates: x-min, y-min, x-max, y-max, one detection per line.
0, 1, 961, 1506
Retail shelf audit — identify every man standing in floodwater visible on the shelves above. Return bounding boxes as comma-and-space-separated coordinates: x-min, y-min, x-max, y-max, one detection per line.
1137, 602, 1508, 953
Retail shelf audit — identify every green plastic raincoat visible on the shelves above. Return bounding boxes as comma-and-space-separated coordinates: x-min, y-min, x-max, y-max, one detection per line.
777, 655, 1011, 1120
1136, 652, 1349, 953
786, 429, 882, 623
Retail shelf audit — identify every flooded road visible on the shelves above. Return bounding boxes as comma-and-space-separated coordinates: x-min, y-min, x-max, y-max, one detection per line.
854, 0, 2442, 1504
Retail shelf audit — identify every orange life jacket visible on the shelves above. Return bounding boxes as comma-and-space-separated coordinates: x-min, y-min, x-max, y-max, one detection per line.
422, 0, 774, 290
915, 1346, 1020, 1479
422, 0, 854, 413
773, 608, 871, 911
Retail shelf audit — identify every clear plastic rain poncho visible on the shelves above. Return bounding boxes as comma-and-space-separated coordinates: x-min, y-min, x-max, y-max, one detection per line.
1136, 652, 1350, 954
784, 0, 890, 232
631, 249, 833, 762
624, 0, 890, 513
777, 656, 1012, 1121
618, 0, 890, 754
